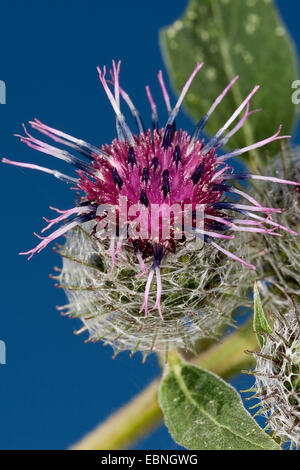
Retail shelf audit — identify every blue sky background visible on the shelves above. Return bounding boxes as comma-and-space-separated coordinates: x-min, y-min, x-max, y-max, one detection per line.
0, 0, 299, 450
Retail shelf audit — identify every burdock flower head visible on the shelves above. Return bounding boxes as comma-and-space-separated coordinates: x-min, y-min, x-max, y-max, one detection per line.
3, 61, 299, 355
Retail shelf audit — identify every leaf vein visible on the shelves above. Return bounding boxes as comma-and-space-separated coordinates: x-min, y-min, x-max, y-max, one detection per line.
172, 363, 271, 450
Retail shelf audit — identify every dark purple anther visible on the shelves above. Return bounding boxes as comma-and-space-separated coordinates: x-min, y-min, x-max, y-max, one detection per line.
162, 169, 170, 198
152, 243, 165, 268
162, 124, 176, 150
140, 189, 149, 207
133, 239, 140, 254
75, 211, 97, 224
192, 163, 204, 185
151, 157, 159, 173
222, 173, 250, 181
112, 168, 123, 189
210, 184, 231, 192
141, 167, 150, 184
173, 145, 181, 169
128, 147, 136, 168
191, 115, 209, 143
204, 234, 212, 244
205, 221, 229, 232
211, 202, 236, 211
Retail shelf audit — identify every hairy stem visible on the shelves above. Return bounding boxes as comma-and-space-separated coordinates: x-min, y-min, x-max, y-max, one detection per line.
71, 320, 257, 450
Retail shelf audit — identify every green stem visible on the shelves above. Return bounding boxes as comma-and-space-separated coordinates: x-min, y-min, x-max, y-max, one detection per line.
70, 320, 257, 450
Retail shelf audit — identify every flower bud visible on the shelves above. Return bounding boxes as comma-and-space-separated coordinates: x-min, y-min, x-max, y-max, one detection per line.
249, 304, 300, 449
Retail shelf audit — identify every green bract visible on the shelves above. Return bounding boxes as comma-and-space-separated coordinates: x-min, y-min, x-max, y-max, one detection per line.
56, 222, 254, 357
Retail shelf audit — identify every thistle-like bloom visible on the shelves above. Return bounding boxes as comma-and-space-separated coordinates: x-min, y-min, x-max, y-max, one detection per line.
3, 61, 298, 325
247, 304, 300, 449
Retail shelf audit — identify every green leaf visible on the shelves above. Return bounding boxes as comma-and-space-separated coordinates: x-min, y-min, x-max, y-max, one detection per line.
160, 0, 298, 165
159, 353, 280, 450
253, 282, 272, 348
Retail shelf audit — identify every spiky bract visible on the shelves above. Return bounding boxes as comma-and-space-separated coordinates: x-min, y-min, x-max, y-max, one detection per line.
250, 305, 300, 449
56, 222, 255, 356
